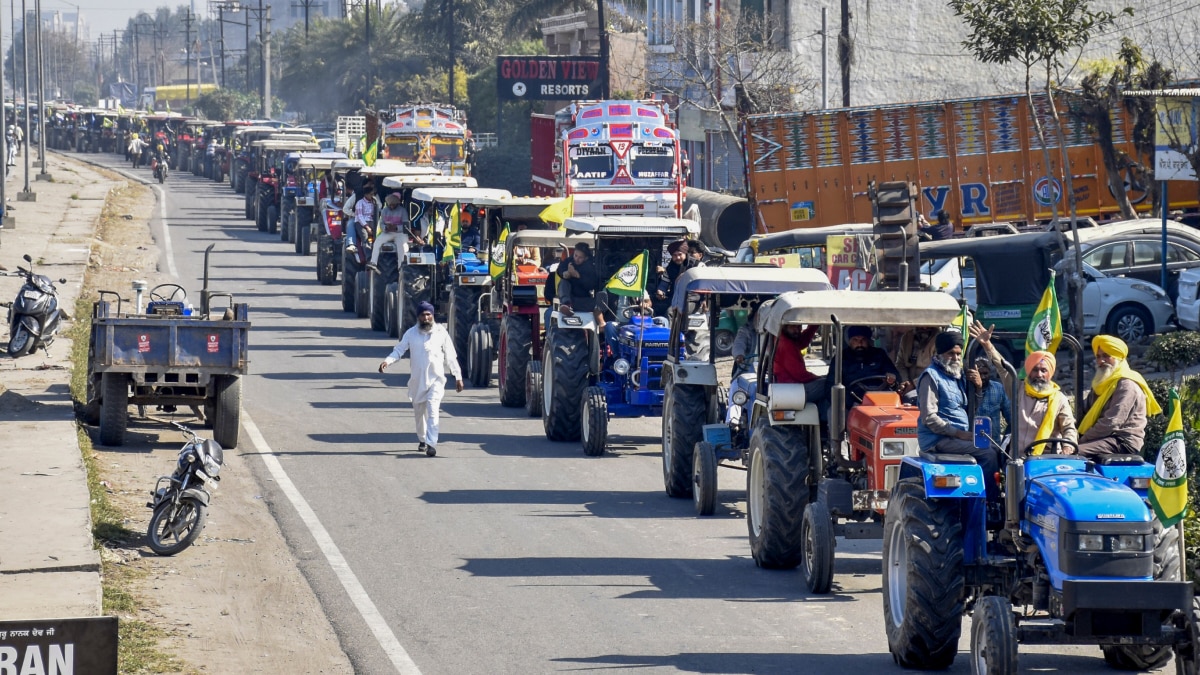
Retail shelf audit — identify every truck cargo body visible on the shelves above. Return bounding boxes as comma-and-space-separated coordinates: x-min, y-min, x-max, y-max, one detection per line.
744, 93, 1199, 233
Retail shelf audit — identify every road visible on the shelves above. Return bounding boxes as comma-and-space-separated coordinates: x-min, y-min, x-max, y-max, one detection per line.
80, 152, 1122, 674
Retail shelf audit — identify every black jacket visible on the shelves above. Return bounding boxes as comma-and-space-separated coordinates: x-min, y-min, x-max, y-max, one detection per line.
557, 257, 600, 312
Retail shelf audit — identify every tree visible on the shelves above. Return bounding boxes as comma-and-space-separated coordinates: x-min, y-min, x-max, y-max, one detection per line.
950, 0, 1129, 335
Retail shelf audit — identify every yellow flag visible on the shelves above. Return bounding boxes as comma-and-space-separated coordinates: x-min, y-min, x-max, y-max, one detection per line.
539, 195, 574, 226
442, 203, 461, 262
1025, 270, 1062, 357
1149, 389, 1189, 527
605, 250, 649, 298
363, 138, 378, 167
489, 225, 509, 279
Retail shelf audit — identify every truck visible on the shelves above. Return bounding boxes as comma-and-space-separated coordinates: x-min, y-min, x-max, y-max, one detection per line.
382, 104, 472, 176
743, 91, 1200, 233
138, 84, 219, 112
530, 100, 685, 219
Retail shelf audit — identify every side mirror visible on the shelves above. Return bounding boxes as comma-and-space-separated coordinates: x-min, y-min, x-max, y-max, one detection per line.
23, 254, 31, 263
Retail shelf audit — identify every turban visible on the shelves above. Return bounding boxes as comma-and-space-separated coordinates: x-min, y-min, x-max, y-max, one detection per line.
935, 330, 963, 354
1093, 335, 1128, 359
417, 301, 436, 315
847, 326, 872, 340
668, 239, 688, 255
1024, 350, 1056, 378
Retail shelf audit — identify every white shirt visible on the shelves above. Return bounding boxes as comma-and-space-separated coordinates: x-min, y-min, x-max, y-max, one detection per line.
384, 324, 462, 402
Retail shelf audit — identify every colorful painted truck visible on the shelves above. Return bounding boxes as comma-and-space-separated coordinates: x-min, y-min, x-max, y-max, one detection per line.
530, 100, 685, 218
743, 92, 1200, 233
382, 104, 471, 176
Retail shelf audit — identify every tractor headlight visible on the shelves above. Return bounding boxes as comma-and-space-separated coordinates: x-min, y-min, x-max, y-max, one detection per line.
732, 390, 748, 406
1078, 534, 1104, 551
881, 440, 908, 457
613, 359, 631, 375
1113, 534, 1145, 551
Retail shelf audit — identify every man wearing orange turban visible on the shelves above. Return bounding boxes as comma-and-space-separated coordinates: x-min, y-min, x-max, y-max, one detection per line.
1077, 335, 1161, 457
970, 322, 1077, 453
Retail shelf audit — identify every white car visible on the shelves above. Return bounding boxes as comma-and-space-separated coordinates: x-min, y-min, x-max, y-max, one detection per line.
921, 256, 1175, 343
1177, 267, 1200, 331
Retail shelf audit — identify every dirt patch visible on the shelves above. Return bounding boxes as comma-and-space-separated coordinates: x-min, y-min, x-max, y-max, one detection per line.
77, 168, 351, 674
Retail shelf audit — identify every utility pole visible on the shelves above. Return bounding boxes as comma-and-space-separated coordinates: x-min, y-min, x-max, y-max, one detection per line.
36, 0, 46, 177
838, 0, 851, 108
216, 4, 225, 87
257, 0, 264, 113
184, 9, 195, 105
1, 0, 9, 221
364, 0, 371, 107
820, 7, 828, 109
445, 0, 453, 106
19, 0, 33, 199
262, 5, 271, 118
292, 0, 316, 39
596, 0, 609, 99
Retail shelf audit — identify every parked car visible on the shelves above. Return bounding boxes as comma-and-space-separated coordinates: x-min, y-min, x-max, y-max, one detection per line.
1072, 219, 1200, 300
1177, 267, 1200, 331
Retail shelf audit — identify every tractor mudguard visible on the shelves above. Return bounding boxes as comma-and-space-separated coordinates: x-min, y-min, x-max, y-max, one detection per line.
1093, 459, 1154, 496
897, 456, 987, 499
663, 360, 718, 387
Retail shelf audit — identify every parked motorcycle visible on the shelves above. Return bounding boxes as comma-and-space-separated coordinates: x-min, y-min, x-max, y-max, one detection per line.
4, 253, 66, 358
146, 422, 224, 555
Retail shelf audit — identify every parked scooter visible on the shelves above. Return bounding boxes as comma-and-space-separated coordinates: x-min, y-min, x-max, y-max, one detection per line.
146, 422, 224, 555
4, 253, 66, 357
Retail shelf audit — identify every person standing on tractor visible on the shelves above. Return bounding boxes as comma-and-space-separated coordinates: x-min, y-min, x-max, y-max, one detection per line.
969, 322, 1077, 450
556, 242, 600, 321
378, 301, 464, 457
367, 192, 417, 272
915, 330, 998, 497
1076, 335, 1161, 457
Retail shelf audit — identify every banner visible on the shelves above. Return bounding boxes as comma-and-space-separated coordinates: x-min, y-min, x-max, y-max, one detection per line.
825, 235, 872, 290
1155, 98, 1199, 181
496, 56, 605, 101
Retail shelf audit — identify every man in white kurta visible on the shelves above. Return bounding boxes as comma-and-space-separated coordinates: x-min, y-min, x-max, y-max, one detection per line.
378, 303, 463, 456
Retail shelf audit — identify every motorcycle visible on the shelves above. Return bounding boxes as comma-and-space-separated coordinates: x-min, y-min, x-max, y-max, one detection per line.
4, 253, 66, 358
151, 153, 169, 183
146, 422, 224, 555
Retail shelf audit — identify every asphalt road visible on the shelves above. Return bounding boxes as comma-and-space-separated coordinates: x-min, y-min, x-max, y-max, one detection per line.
80, 152, 1125, 674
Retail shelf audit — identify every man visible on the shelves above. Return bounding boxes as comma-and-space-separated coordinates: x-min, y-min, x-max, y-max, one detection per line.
972, 355, 1012, 439
654, 239, 696, 305
919, 210, 954, 241
1077, 335, 1161, 457
841, 326, 909, 403
459, 208, 481, 253
892, 326, 938, 384
349, 182, 379, 253
556, 242, 600, 318
915, 330, 997, 496
367, 192, 417, 272
378, 301, 464, 457
772, 323, 828, 412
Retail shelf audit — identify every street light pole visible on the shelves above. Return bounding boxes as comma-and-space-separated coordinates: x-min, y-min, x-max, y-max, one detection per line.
19, 0, 32, 198
35, 0, 47, 176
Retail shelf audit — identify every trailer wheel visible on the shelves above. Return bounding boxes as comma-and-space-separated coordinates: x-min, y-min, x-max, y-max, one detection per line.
746, 420, 810, 569
98, 373, 129, 447
213, 375, 242, 449
801, 501, 835, 594
542, 327, 588, 442
693, 441, 718, 516
354, 270, 370, 318
581, 386, 608, 457
971, 596, 1018, 675
882, 477, 964, 669
525, 361, 543, 418
662, 382, 706, 498
1102, 517, 1179, 671
81, 373, 101, 426
499, 315, 531, 408
341, 247, 359, 312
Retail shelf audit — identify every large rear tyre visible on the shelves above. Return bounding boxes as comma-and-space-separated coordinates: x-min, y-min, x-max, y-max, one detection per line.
745, 420, 811, 569
244, 186, 253, 218
354, 270, 370, 318
499, 315, 532, 408
98, 372, 129, 447
525, 361, 543, 418
542, 328, 589, 442
971, 596, 1018, 675
401, 266, 431, 336
882, 477, 965, 669
1102, 517, 1180, 671
662, 382, 707, 498
267, 204, 279, 235
340, 248, 359, 312
81, 373, 101, 426
282, 202, 295, 242
801, 500, 835, 594
385, 283, 399, 338
693, 441, 718, 516
581, 386, 608, 456
467, 324, 493, 388
370, 273, 388, 332
147, 497, 208, 556
212, 375, 242, 449
451, 285, 481, 372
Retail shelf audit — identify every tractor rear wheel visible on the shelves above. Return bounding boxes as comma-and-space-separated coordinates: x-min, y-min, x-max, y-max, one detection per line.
401, 266, 431, 336
296, 207, 313, 255
499, 315, 532, 408
882, 477, 964, 669
1102, 517, 1179, 671
451, 285, 481, 372
467, 324, 493, 388
317, 235, 337, 285
971, 596, 1018, 675
385, 283, 399, 338
745, 420, 810, 569
662, 382, 707, 498
542, 328, 588, 442
801, 501, 835, 594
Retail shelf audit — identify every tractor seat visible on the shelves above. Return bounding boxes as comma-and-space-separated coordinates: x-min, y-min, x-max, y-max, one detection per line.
1093, 453, 1148, 466
919, 452, 978, 465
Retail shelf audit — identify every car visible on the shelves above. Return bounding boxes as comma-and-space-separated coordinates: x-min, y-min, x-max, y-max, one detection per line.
1071, 219, 1200, 300
1177, 267, 1200, 331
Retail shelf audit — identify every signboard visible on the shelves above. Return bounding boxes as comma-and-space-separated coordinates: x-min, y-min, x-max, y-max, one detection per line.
1155, 98, 1198, 181
496, 56, 605, 101
826, 235, 873, 291
0, 617, 118, 675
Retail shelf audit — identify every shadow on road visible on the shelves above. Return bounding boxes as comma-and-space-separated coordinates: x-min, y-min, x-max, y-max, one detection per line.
419, 488, 703, 519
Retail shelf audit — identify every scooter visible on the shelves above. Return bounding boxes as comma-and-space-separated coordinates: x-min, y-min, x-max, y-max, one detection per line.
146, 422, 224, 555
4, 253, 66, 358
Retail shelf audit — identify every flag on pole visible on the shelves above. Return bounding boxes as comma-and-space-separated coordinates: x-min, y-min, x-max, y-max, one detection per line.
489, 225, 509, 279
1025, 269, 1062, 357
442, 203, 461, 262
539, 195, 574, 227
954, 303, 971, 355
605, 250, 650, 298
1149, 388, 1189, 527
363, 137, 379, 167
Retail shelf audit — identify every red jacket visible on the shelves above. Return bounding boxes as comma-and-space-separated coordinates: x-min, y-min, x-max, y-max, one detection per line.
773, 325, 820, 384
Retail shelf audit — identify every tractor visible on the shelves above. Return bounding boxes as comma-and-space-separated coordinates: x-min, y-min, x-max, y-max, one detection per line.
318, 159, 365, 289
284, 152, 347, 255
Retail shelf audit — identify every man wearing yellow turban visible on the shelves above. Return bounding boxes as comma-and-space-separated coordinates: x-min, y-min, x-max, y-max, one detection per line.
970, 322, 1077, 452
1078, 335, 1162, 457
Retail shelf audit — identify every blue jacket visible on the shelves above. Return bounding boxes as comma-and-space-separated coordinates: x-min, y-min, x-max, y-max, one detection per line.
916, 360, 969, 451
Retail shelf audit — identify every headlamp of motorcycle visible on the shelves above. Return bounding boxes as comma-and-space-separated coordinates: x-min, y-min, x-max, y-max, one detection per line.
203, 455, 222, 477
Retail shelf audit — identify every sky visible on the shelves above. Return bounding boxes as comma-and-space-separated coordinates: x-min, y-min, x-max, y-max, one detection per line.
29, 0, 205, 40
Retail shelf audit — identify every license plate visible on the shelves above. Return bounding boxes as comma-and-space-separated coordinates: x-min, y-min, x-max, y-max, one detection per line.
23, 290, 39, 300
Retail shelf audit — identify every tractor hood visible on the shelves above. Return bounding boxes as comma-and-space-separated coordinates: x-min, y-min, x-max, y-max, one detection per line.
1026, 472, 1151, 525
618, 317, 672, 351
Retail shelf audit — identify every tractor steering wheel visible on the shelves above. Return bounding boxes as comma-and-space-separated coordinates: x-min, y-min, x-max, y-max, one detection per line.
845, 375, 895, 403
149, 283, 187, 303
1023, 437, 1080, 457
621, 305, 655, 321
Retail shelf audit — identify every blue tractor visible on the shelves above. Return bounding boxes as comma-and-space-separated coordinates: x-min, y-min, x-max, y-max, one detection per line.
882, 332, 1199, 673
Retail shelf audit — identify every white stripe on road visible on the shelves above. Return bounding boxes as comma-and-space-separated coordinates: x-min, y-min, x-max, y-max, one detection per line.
242, 412, 422, 675
153, 184, 179, 278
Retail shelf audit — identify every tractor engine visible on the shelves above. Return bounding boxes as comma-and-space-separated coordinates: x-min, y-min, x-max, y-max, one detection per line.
846, 391, 922, 513
601, 315, 678, 410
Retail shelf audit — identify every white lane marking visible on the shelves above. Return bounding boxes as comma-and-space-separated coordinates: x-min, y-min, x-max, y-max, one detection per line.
242, 412, 422, 675
153, 184, 179, 278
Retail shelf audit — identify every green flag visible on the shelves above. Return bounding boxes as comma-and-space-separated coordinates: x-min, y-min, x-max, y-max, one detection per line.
605, 250, 650, 298
442, 203, 460, 262
363, 137, 378, 167
1149, 389, 1189, 527
1025, 270, 1062, 357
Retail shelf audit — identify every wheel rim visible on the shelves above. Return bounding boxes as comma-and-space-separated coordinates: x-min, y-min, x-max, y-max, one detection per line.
749, 444, 765, 537
156, 501, 200, 547
542, 348, 553, 415
692, 447, 703, 509
10, 326, 30, 353
715, 331, 734, 352
887, 514, 909, 628
802, 510, 815, 576
662, 394, 675, 479
582, 397, 590, 444
1116, 313, 1145, 342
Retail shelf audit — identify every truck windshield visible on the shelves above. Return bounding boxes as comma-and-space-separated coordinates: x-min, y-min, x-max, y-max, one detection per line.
386, 137, 419, 161
430, 138, 464, 161
630, 145, 674, 180
568, 146, 614, 180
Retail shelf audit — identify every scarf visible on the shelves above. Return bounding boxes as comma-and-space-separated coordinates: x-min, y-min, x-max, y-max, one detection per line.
1077, 360, 1162, 435
1023, 380, 1064, 451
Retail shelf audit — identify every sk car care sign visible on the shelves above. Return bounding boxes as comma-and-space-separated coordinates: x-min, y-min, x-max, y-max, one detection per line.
0, 617, 118, 675
496, 56, 605, 101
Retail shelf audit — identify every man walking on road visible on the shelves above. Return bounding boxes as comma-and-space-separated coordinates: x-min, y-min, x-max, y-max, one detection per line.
378, 301, 464, 457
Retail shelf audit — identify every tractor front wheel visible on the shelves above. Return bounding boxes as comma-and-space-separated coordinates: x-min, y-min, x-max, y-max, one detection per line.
971, 595, 1018, 675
